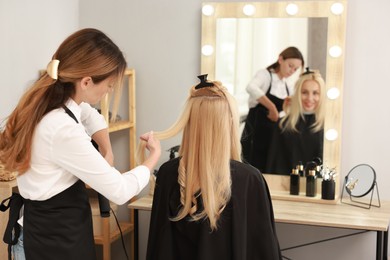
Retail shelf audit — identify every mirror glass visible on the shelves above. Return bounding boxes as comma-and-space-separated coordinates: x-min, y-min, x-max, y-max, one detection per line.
201, 1, 347, 203
345, 164, 376, 198
215, 17, 328, 117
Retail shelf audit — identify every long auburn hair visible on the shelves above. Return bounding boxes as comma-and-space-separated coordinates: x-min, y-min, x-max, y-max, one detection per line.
280, 70, 326, 133
137, 81, 241, 230
0, 28, 126, 174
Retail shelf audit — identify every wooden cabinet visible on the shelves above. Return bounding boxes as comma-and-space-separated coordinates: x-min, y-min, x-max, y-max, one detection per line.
94, 68, 137, 260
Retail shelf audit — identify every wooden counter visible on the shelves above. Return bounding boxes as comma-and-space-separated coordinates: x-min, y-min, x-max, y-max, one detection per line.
129, 195, 390, 260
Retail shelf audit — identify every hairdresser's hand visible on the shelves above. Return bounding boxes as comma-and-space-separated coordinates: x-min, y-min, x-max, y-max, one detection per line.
139, 131, 161, 172
267, 106, 279, 122
258, 95, 278, 122
283, 96, 291, 112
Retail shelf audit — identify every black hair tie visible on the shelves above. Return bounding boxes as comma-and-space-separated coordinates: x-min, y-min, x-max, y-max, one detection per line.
302, 67, 314, 75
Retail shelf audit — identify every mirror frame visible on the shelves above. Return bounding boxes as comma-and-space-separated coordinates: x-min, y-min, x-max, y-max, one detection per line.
201, 1, 347, 204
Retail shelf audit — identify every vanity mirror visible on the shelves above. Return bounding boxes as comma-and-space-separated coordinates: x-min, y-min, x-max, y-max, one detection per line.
200, 1, 347, 203
341, 164, 381, 209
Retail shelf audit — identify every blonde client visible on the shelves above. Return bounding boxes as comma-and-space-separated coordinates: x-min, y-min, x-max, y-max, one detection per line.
266, 69, 326, 175
139, 75, 282, 260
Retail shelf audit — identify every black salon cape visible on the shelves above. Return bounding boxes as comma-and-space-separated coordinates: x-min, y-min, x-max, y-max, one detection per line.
146, 158, 282, 260
266, 114, 324, 175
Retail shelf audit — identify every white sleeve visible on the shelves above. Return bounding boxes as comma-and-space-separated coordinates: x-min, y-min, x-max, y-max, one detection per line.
79, 102, 108, 136
246, 69, 271, 100
51, 123, 150, 205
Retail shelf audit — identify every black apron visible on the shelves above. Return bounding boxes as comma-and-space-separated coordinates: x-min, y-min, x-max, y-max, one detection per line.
23, 106, 96, 260
23, 180, 96, 260
241, 71, 289, 172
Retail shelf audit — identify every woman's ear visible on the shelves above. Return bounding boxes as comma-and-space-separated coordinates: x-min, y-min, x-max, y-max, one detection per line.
278, 55, 284, 64
80, 77, 92, 90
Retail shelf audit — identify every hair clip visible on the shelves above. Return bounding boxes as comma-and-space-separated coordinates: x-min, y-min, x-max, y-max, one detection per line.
302, 67, 314, 75
47, 59, 60, 80
195, 74, 214, 89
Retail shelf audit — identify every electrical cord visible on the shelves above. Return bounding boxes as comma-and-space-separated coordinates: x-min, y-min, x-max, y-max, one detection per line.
111, 207, 129, 260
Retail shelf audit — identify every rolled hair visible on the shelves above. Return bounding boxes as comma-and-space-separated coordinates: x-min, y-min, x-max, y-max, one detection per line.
267, 46, 305, 72
0, 28, 127, 174
280, 70, 326, 133
137, 81, 241, 230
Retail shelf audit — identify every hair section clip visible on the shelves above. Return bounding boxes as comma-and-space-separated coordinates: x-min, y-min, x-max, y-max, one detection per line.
195, 74, 214, 89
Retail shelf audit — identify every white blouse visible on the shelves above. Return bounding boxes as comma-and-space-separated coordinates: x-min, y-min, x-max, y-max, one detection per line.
246, 69, 294, 109
17, 99, 149, 205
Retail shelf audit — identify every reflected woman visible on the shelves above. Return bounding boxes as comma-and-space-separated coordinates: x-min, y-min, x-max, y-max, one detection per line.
241, 46, 304, 172
266, 69, 326, 175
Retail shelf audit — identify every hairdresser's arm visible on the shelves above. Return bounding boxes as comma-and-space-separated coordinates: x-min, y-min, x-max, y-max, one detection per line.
258, 96, 279, 122
246, 70, 268, 100
91, 129, 114, 166
79, 102, 107, 135
52, 123, 150, 205
79, 102, 114, 165
246, 69, 277, 120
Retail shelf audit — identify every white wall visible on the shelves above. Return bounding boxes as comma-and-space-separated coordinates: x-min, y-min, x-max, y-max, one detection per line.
0, 0, 79, 120
1, 0, 390, 260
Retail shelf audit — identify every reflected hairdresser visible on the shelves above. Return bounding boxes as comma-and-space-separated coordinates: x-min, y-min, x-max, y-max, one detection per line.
240, 46, 304, 172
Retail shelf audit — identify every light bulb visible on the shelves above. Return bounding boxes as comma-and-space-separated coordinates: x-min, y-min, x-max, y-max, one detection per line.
325, 129, 338, 141
329, 46, 342, 58
202, 45, 214, 56
286, 3, 298, 15
243, 4, 256, 16
331, 3, 344, 15
327, 87, 340, 100
202, 5, 214, 16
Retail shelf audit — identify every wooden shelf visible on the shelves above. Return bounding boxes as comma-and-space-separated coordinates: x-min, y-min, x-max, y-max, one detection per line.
108, 120, 134, 133
94, 222, 134, 244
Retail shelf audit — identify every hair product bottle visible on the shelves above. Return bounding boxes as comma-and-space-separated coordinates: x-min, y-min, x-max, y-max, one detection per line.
297, 161, 304, 177
321, 179, 335, 200
313, 157, 323, 177
306, 170, 317, 197
290, 168, 300, 195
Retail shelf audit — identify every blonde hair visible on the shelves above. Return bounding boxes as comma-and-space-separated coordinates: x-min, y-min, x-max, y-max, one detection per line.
0, 28, 126, 174
280, 70, 326, 133
137, 81, 241, 230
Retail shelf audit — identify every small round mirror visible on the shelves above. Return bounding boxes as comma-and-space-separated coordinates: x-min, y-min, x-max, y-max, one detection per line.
345, 164, 376, 198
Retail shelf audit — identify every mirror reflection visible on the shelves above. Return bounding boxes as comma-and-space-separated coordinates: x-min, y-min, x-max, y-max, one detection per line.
265, 70, 326, 175
239, 47, 304, 172
201, 1, 347, 202
215, 18, 328, 107
216, 18, 328, 175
